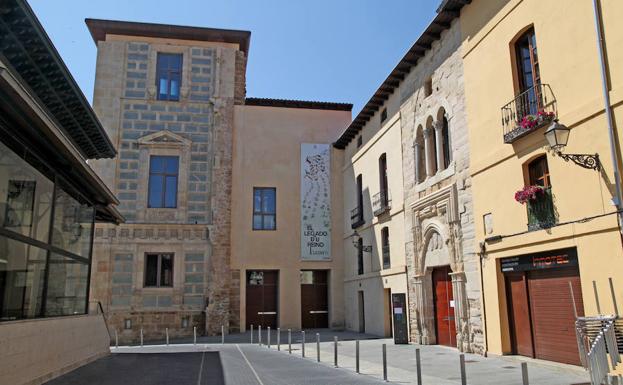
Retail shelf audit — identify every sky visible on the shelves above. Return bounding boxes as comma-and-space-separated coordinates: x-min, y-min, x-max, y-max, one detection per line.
28, 0, 440, 115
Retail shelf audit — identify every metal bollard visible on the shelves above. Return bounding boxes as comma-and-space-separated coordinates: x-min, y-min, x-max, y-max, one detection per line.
521, 362, 529, 385
166, 328, 169, 346
193, 327, 196, 345
356, 340, 360, 373
459, 354, 466, 385
382, 344, 387, 381
140, 328, 144, 347
334, 336, 338, 367
115, 329, 118, 348
267, 327, 271, 348
415, 348, 422, 385
221, 325, 225, 344
288, 329, 292, 354
302, 331, 306, 357
250, 325, 254, 344
316, 333, 321, 362
277, 328, 281, 351
259, 325, 262, 346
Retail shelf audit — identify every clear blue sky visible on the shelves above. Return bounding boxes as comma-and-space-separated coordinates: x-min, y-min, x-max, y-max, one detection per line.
28, 0, 439, 115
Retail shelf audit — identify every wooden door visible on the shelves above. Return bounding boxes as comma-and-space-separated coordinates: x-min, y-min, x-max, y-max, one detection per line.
528, 268, 584, 365
245, 270, 278, 329
433, 266, 456, 347
301, 271, 328, 329
506, 272, 534, 357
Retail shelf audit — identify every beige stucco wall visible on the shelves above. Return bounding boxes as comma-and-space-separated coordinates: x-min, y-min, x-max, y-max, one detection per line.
232, 105, 350, 330
341, 107, 408, 337
461, 0, 623, 356
0, 314, 110, 385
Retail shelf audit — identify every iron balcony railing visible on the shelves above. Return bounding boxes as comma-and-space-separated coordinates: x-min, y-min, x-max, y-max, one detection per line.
351, 206, 364, 229
527, 187, 556, 231
382, 244, 390, 270
372, 190, 391, 216
501, 83, 557, 144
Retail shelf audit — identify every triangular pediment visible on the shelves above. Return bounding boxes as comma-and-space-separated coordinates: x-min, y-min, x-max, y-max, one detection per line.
137, 130, 191, 147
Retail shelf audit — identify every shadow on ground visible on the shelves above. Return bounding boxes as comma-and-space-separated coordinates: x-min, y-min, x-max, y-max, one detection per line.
44, 352, 224, 385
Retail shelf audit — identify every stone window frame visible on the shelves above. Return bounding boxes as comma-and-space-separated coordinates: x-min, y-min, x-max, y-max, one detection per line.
146, 44, 192, 101
137, 131, 192, 223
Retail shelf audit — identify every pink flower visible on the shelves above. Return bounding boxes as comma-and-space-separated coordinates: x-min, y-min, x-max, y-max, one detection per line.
514, 185, 545, 204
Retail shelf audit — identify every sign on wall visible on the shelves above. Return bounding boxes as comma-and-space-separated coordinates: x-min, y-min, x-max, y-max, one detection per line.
301, 143, 331, 260
500, 247, 578, 273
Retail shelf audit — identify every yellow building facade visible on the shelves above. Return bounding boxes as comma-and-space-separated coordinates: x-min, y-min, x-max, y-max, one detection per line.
460, 0, 623, 367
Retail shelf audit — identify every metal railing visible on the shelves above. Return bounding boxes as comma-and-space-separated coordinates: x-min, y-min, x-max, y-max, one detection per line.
501, 83, 557, 144
88, 300, 111, 339
576, 316, 622, 385
351, 206, 364, 229
372, 190, 391, 216
527, 187, 556, 231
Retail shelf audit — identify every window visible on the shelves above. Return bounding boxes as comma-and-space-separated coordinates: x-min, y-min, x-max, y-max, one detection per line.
514, 28, 541, 116
357, 238, 364, 275
424, 77, 433, 97
144, 253, 174, 287
156, 53, 182, 101
357, 135, 363, 148
148, 156, 179, 208
356, 174, 363, 221
381, 227, 390, 269
442, 116, 451, 169
528, 155, 550, 187
380, 108, 388, 123
253, 187, 276, 230
526, 155, 556, 230
415, 126, 426, 183
378, 154, 388, 207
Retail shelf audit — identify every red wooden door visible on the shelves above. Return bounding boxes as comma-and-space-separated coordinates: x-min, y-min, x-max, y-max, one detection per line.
506, 272, 534, 357
433, 266, 456, 347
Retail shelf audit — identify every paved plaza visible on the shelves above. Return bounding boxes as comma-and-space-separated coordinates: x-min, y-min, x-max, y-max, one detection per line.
46, 330, 591, 385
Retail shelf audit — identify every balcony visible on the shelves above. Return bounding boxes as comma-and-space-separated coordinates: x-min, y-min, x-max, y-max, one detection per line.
527, 187, 557, 231
351, 206, 364, 229
372, 190, 392, 216
501, 83, 557, 144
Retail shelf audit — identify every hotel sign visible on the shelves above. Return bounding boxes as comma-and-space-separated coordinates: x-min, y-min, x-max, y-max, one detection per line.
300, 143, 331, 260
500, 248, 578, 272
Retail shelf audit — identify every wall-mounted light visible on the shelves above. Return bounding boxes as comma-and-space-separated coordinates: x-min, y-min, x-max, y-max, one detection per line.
351, 230, 372, 253
545, 120, 601, 171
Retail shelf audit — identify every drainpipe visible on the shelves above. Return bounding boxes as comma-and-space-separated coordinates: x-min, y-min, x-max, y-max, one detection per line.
478, 242, 489, 357
592, 0, 623, 234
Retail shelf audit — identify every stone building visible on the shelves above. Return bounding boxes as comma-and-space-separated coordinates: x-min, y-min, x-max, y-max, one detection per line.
87, 19, 249, 341
399, 4, 482, 353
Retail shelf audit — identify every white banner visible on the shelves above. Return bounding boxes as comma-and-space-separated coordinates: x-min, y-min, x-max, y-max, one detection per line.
301, 143, 331, 260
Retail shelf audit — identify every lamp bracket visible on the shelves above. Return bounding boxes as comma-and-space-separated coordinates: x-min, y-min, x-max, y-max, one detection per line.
555, 151, 601, 171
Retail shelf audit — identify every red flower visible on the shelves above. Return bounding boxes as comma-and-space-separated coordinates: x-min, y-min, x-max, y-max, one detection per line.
514, 185, 545, 204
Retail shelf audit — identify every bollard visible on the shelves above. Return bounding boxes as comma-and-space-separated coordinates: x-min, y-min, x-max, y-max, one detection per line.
316, 333, 321, 362
259, 325, 262, 346
267, 327, 271, 348
288, 329, 292, 354
140, 328, 144, 347
277, 328, 281, 351
193, 327, 196, 345
382, 344, 387, 382
302, 331, 306, 358
221, 325, 225, 344
115, 329, 118, 348
250, 325, 254, 344
415, 348, 422, 385
521, 362, 529, 385
356, 340, 360, 373
166, 328, 169, 346
459, 354, 466, 385
334, 336, 338, 367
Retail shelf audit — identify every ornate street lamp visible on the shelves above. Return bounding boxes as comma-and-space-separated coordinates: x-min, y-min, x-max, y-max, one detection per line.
544, 120, 601, 171
351, 230, 372, 253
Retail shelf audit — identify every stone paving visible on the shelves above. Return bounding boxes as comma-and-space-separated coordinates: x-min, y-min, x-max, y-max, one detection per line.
50, 330, 592, 385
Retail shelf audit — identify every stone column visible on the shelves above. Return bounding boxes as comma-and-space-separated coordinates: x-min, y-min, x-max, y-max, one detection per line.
434, 121, 445, 172
411, 275, 425, 344
414, 140, 423, 183
423, 127, 435, 177
450, 271, 471, 353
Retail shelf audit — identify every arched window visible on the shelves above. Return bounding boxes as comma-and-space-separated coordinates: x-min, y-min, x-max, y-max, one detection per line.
442, 115, 451, 169
415, 126, 426, 183
378, 153, 388, 207
514, 27, 542, 117
426, 117, 437, 175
